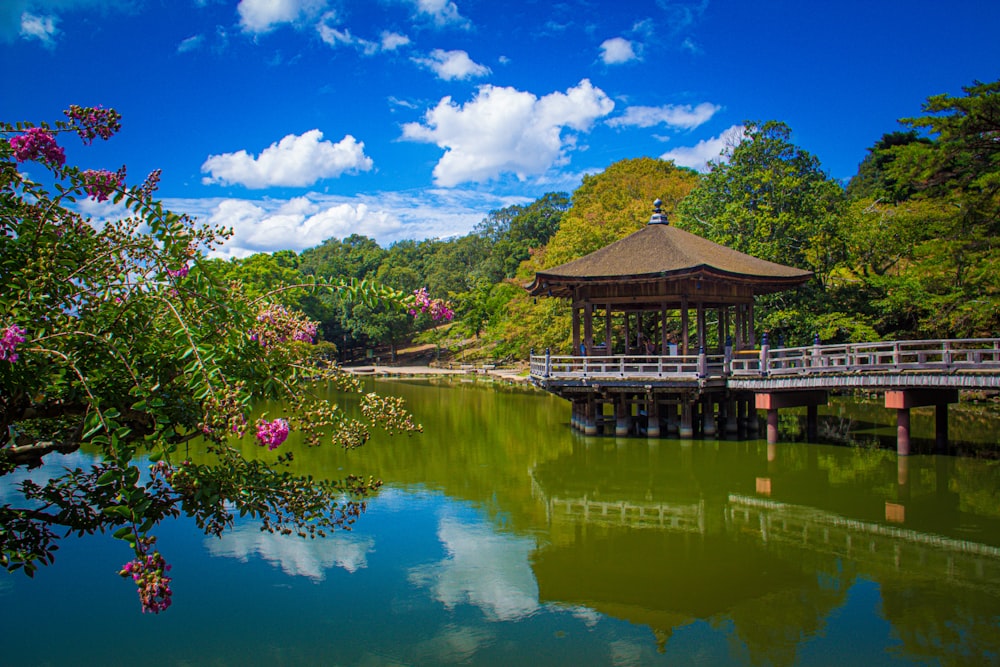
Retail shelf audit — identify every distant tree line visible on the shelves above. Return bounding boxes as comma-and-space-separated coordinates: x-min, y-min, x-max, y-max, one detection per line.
212, 78, 999, 360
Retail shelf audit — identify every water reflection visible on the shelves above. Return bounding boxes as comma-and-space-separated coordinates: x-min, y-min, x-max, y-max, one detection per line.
4, 378, 999, 666
205, 523, 375, 580
528, 436, 1000, 664
408, 512, 539, 621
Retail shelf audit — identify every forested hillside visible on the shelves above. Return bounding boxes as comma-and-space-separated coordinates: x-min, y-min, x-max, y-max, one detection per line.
213, 79, 999, 361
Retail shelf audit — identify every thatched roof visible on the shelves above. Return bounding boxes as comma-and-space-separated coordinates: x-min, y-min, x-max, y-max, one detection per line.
527, 222, 812, 298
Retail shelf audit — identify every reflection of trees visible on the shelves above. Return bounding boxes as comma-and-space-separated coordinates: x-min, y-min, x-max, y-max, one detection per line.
726, 577, 848, 667
880, 580, 1000, 666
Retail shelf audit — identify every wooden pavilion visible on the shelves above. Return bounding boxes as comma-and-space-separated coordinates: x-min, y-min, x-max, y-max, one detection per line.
527, 200, 812, 438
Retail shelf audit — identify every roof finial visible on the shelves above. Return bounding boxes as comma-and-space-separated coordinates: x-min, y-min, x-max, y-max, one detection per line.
649, 198, 668, 225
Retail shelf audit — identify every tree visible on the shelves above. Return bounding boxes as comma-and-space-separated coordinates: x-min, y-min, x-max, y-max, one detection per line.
495, 158, 698, 356
0, 108, 424, 613
675, 121, 846, 343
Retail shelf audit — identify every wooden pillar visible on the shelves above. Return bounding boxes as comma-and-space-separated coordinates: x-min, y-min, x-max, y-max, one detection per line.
935, 405, 948, 452
660, 305, 668, 354
624, 311, 631, 356
885, 389, 958, 456
807, 405, 819, 442
766, 409, 779, 444
647, 397, 660, 438
748, 302, 756, 347
665, 401, 678, 435
755, 391, 827, 445
572, 306, 581, 355
703, 395, 717, 437
717, 308, 725, 353
585, 398, 598, 436
725, 398, 739, 436
681, 297, 689, 355
679, 401, 694, 439
896, 408, 911, 456
696, 302, 706, 352
605, 304, 612, 354
583, 302, 594, 354
616, 395, 630, 436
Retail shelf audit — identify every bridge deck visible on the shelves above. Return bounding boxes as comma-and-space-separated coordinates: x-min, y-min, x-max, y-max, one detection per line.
530, 338, 1000, 391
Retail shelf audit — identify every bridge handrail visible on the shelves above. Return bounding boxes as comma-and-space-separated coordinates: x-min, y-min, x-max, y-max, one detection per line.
760, 338, 1000, 377
528, 353, 725, 379
530, 338, 1000, 381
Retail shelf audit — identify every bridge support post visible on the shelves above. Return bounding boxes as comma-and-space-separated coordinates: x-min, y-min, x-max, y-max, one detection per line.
615, 395, 630, 437
807, 405, 819, 442
755, 391, 828, 445
885, 389, 958, 455
680, 402, 694, 439
703, 395, 717, 437
746, 400, 759, 436
584, 398, 598, 436
665, 402, 678, 436
725, 398, 738, 436
646, 397, 660, 438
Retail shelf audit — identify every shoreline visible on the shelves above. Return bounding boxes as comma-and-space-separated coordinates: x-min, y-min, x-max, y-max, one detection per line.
342, 364, 532, 384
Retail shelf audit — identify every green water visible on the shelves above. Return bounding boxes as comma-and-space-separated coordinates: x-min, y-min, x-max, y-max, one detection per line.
3, 378, 1000, 666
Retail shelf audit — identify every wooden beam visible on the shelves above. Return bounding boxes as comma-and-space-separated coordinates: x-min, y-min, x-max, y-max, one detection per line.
884, 389, 959, 409
755, 390, 828, 410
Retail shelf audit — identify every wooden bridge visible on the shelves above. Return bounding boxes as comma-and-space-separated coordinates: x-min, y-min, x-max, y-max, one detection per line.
529, 338, 1000, 453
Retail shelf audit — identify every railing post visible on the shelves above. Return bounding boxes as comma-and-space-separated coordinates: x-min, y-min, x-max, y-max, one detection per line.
942, 340, 952, 368
812, 333, 821, 369
698, 346, 707, 379
760, 333, 770, 378
724, 336, 732, 377
544, 347, 551, 379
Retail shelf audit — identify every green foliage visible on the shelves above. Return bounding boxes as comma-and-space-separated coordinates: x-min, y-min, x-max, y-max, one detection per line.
840, 79, 1000, 338
0, 110, 420, 611
531, 158, 698, 272
676, 120, 844, 276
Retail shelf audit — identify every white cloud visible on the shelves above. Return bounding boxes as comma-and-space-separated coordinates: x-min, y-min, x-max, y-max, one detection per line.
600, 36, 637, 64
413, 49, 489, 81
164, 188, 521, 258
660, 124, 747, 172
201, 130, 373, 189
412, 0, 468, 27
206, 522, 375, 580
380, 30, 410, 50
608, 102, 720, 130
176, 34, 203, 53
237, 0, 327, 34
401, 79, 614, 187
19, 12, 57, 46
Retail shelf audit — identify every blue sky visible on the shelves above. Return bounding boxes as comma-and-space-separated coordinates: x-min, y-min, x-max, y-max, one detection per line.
4, 0, 999, 258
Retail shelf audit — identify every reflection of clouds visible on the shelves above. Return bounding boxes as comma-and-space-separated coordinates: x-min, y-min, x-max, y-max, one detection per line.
412, 623, 495, 664
206, 523, 374, 581
0, 451, 96, 504
408, 514, 539, 621
610, 638, 645, 667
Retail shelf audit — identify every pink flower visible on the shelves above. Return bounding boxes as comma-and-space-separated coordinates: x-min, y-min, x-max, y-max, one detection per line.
81, 167, 125, 202
119, 548, 172, 614
1, 325, 26, 362
166, 264, 189, 278
410, 287, 454, 322
9, 127, 65, 167
255, 417, 289, 450
64, 105, 121, 144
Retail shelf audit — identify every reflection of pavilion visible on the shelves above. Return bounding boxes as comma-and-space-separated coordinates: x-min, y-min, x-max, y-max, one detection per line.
528, 441, 1000, 660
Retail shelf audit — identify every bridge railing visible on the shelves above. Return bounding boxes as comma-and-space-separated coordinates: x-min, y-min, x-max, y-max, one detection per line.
529, 353, 726, 379
532, 338, 1000, 381
752, 338, 1000, 377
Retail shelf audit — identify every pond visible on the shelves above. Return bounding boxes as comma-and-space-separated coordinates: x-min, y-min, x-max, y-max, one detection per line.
3, 378, 1000, 666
